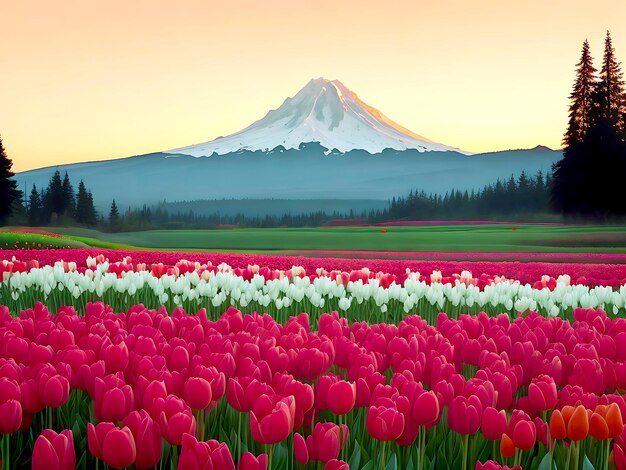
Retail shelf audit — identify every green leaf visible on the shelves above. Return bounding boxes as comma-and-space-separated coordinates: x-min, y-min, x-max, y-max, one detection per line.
583, 455, 595, 470
349, 440, 362, 469
385, 453, 398, 470
538, 452, 555, 470
361, 461, 376, 470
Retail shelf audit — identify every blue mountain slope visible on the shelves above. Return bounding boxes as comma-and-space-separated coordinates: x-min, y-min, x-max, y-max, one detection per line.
15, 143, 561, 211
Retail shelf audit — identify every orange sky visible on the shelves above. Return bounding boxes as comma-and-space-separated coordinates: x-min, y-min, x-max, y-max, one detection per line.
2, 0, 626, 172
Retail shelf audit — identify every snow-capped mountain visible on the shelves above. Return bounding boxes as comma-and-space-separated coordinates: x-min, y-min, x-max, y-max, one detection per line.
166, 78, 471, 156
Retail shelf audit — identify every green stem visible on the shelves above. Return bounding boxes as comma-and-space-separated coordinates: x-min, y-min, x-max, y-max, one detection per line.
419, 426, 426, 470
381, 440, 388, 470
462, 434, 469, 470
3, 434, 9, 470
268, 443, 274, 470
237, 411, 242, 462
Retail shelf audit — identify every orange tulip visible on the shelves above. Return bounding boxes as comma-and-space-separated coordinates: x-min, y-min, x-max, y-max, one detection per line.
549, 410, 567, 440
606, 403, 625, 438
589, 413, 609, 440
561, 405, 575, 426
500, 433, 515, 458
567, 405, 589, 442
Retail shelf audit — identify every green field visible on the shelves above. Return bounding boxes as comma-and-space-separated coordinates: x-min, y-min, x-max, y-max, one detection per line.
24, 224, 626, 254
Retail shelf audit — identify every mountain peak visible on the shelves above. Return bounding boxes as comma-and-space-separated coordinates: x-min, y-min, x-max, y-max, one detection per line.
166, 78, 471, 156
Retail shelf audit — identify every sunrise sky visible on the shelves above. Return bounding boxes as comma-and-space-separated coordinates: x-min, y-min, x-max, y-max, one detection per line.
2, 0, 626, 172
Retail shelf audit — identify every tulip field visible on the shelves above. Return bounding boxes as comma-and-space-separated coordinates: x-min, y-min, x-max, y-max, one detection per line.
2, 249, 626, 469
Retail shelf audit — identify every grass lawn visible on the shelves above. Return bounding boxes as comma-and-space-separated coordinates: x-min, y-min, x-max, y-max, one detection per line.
32, 224, 626, 254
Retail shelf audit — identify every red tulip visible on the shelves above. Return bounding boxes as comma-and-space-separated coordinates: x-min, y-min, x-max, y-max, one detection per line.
250, 395, 295, 444
412, 390, 440, 427
512, 419, 536, 450
122, 410, 162, 469
309, 422, 349, 463
481, 407, 507, 441
294, 432, 309, 465
178, 433, 236, 470
237, 452, 268, 470
448, 396, 482, 435
528, 375, 558, 412
366, 405, 405, 441
325, 459, 350, 470
184, 377, 213, 410
327, 381, 356, 416
0, 378, 20, 403
38, 373, 70, 409
94, 376, 134, 422
32, 429, 75, 470
476, 461, 522, 470
88, 422, 136, 469
0, 399, 22, 434
159, 401, 196, 446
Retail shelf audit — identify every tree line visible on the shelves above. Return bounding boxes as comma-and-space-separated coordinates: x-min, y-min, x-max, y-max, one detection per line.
370, 171, 552, 222
26, 171, 98, 226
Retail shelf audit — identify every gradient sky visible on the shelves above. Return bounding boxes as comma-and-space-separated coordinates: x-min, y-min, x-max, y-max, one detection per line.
2, 0, 626, 172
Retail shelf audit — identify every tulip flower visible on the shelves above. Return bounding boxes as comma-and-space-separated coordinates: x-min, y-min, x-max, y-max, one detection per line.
0, 399, 22, 435
605, 403, 624, 438
412, 390, 440, 427
589, 412, 609, 440
238, 452, 268, 470
500, 434, 515, 459
294, 432, 309, 465
366, 405, 405, 441
527, 375, 558, 412
327, 380, 357, 416
481, 407, 507, 441
448, 396, 482, 435
122, 410, 162, 469
178, 434, 236, 470
250, 395, 295, 444
94, 377, 134, 422
549, 410, 567, 440
567, 405, 589, 442
512, 419, 536, 451
159, 404, 196, 446
88, 423, 137, 469
38, 373, 70, 409
184, 376, 213, 410
32, 429, 76, 470
325, 459, 350, 470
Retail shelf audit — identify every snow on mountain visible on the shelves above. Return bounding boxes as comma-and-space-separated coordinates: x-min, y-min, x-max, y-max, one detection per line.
165, 78, 471, 156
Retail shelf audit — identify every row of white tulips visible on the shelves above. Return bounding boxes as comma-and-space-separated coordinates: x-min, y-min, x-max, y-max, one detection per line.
2, 261, 626, 321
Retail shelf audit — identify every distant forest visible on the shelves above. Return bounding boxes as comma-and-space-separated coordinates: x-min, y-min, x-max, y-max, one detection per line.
3, 167, 558, 231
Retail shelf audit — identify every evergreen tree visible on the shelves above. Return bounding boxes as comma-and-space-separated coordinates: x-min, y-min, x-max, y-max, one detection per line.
74, 180, 89, 223
563, 40, 597, 147
27, 185, 42, 225
61, 172, 76, 217
44, 170, 65, 216
109, 200, 120, 231
85, 191, 97, 226
594, 31, 626, 132
0, 135, 22, 222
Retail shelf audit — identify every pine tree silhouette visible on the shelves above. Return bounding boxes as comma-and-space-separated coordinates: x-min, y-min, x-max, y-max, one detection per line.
593, 31, 626, 132
0, 135, 22, 222
563, 40, 597, 147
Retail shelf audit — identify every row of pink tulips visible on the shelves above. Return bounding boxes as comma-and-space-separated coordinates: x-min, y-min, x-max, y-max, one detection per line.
1, 302, 626, 468
4, 248, 626, 286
